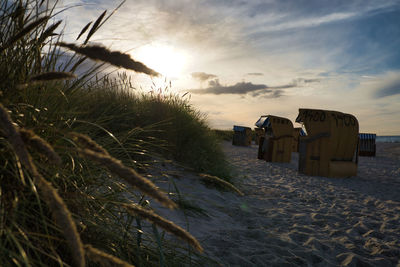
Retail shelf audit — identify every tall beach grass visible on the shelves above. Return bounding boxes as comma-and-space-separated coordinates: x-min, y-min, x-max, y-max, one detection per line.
0, 0, 231, 266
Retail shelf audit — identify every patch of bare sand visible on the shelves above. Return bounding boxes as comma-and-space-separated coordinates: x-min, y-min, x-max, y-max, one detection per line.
152, 142, 400, 266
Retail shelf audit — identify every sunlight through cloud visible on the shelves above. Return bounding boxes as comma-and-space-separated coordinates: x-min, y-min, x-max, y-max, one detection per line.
133, 44, 187, 78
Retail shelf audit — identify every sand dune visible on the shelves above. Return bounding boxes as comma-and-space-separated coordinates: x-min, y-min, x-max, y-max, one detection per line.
153, 142, 400, 266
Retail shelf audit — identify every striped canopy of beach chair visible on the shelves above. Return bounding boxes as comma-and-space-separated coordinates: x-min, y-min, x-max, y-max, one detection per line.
358, 133, 376, 157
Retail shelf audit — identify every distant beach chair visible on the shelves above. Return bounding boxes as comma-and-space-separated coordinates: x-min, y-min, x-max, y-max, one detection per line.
292, 127, 306, 152
296, 108, 359, 177
255, 115, 294, 162
358, 133, 376, 157
232, 125, 252, 146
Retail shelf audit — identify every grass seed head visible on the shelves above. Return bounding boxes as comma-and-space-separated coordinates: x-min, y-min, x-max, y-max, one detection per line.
78, 148, 176, 209
28, 71, 76, 82
36, 176, 85, 267
199, 173, 244, 196
68, 132, 109, 155
0, 104, 34, 170
19, 128, 62, 165
76, 21, 92, 40
124, 204, 203, 253
0, 106, 84, 266
57, 42, 160, 76
0, 16, 50, 53
84, 244, 134, 267
84, 10, 107, 45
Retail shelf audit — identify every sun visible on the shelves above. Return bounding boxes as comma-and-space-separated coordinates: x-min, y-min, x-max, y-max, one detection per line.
134, 44, 187, 78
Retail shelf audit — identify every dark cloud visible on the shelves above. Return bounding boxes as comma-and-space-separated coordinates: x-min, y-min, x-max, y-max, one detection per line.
189, 79, 293, 97
291, 78, 321, 87
374, 77, 400, 98
292, 78, 321, 85
251, 89, 284, 98
191, 72, 217, 81
189, 76, 320, 97
247, 72, 264, 76
301, 78, 320, 83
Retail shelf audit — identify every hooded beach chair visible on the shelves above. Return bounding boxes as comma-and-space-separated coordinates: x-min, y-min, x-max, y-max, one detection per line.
295, 108, 359, 177
358, 133, 376, 157
232, 125, 252, 146
255, 115, 294, 162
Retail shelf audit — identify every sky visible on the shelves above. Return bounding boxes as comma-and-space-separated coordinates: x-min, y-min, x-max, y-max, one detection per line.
57, 0, 400, 134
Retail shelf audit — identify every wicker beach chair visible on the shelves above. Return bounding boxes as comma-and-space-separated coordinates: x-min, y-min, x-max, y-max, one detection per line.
295, 108, 359, 177
255, 115, 294, 162
232, 125, 252, 146
358, 133, 376, 157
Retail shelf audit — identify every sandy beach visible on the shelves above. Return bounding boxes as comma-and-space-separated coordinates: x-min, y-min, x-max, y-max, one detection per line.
153, 142, 400, 266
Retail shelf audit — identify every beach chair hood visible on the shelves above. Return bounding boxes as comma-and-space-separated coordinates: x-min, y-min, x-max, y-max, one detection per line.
255, 115, 293, 137
256, 115, 294, 162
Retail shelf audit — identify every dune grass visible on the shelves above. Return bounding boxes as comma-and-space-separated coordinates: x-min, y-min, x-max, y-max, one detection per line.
0, 0, 231, 266
213, 129, 234, 141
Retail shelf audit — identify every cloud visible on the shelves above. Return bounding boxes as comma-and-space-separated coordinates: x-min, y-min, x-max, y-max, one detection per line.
302, 78, 320, 83
189, 79, 293, 97
371, 72, 400, 98
251, 89, 284, 98
245, 1, 399, 35
189, 77, 321, 96
378, 83, 400, 97
247, 72, 264, 76
293, 78, 321, 85
253, 12, 357, 34
191, 72, 217, 81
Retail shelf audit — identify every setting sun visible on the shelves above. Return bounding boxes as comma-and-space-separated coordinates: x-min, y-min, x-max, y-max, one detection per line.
134, 44, 187, 78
